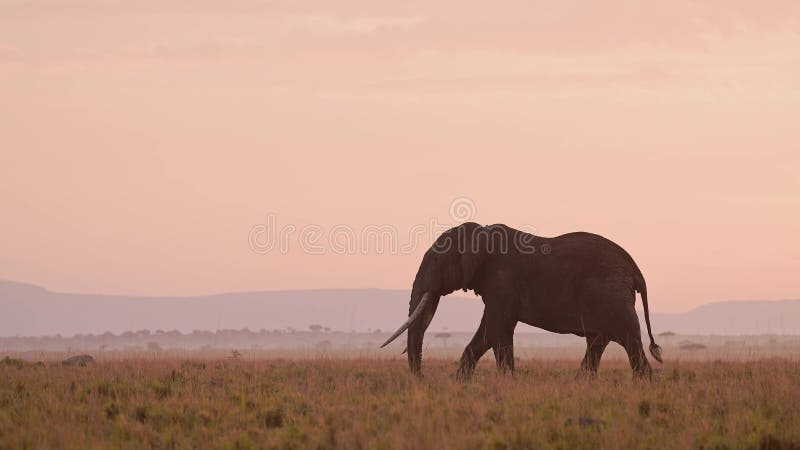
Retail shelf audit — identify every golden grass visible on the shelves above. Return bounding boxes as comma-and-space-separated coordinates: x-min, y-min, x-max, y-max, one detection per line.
2, 356, 800, 449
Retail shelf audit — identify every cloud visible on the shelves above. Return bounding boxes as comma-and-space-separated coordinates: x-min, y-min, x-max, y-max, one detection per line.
295, 15, 427, 35
360, 67, 681, 95
2, 0, 799, 88
0, 44, 23, 63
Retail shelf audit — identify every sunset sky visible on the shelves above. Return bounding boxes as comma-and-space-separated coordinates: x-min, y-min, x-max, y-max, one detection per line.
1, 1, 798, 312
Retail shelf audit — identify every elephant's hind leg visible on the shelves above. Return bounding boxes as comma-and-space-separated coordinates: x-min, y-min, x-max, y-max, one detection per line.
621, 334, 653, 380
581, 334, 609, 374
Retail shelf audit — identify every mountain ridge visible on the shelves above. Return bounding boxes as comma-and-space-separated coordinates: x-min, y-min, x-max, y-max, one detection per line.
1, 280, 798, 337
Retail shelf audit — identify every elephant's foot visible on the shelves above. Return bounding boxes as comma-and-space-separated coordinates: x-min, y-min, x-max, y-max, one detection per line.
455, 369, 472, 382
498, 356, 515, 375
496, 365, 514, 377
631, 365, 653, 382
492, 342, 515, 375
455, 361, 476, 382
579, 359, 600, 377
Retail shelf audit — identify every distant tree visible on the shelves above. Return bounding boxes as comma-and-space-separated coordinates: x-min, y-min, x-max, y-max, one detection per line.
147, 342, 162, 352
101, 331, 114, 344
309, 324, 323, 333
679, 341, 706, 351
434, 332, 452, 347
658, 331, 676, 337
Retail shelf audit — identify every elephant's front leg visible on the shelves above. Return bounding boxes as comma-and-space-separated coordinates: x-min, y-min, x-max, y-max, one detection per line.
456, 313, 491, 381
492, 323, 516, 374
479, 296, 516, 375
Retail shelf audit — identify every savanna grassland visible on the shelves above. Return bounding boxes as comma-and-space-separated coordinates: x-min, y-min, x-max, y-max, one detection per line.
2, 356, 800, 450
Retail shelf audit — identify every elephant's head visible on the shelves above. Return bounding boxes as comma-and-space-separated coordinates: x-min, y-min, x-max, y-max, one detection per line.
381, 222, 489, 373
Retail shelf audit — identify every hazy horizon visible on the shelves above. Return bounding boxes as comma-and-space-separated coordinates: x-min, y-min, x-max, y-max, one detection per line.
2, 1, 799, 314
3, 279, 800, 338
3, 278, 800, 313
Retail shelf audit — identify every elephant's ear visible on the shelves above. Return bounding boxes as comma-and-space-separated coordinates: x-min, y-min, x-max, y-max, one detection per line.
459, 225, 486, 291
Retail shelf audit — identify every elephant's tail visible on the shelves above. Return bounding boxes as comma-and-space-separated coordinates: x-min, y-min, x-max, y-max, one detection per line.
638, 281, 663, 363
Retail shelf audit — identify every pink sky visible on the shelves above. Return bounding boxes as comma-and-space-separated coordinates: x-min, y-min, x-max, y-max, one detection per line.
1, 1, 799, 312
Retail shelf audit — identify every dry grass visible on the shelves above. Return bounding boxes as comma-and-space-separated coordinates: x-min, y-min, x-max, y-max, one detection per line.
2, 356, 800, 450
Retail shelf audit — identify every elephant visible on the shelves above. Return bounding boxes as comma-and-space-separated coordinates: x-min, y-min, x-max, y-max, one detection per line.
381, 222, 662, 379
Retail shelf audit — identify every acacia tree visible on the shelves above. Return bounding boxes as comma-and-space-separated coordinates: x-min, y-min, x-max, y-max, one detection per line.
434, 332, 452, 347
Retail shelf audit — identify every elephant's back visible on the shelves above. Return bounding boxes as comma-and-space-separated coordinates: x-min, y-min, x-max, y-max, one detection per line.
547, 231, 628, 257
545, 232, 644, 287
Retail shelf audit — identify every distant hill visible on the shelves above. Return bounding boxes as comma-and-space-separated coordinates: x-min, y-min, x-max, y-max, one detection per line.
0, 280, 484, 337
1, 280, 798, 337
646, 300, 800, 335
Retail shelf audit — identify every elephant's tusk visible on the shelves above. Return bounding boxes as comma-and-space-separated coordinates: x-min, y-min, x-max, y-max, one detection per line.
380, 292, 433, 348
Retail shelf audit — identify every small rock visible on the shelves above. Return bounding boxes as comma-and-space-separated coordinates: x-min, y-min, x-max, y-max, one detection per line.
63, 354, 95, 366
679, 342, 707, 351
565, 416, 606, 427
579, 416, 605, 427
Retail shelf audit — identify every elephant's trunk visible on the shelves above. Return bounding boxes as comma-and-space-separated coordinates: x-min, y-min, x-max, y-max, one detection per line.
407, 326, 424, 374
406, 291, 440, 374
